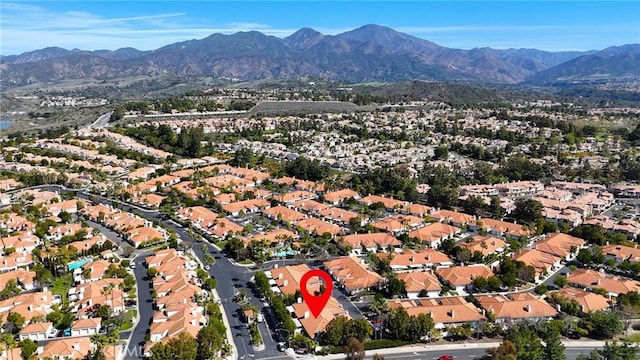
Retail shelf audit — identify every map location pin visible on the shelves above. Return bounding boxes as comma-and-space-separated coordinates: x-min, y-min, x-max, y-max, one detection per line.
300, 269, 333, 318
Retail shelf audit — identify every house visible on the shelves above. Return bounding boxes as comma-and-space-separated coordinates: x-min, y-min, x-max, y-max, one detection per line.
209, 218, 243, 239
126, 226, 167, 248
402, 203, 433, 217
373, 214, 424, 234
38, 337, 94, 360
291, 297, 350, 338
551, 287, 611, 313
429, 209, 475, 227
177, 206, 219, 229
71, 317, 102, 337
323, 189, 360, 205
476, 293, 558, 323
408, 222, 462, 248
243, 228, 298, 248
296, 217, 342, 237
0, 291, 55, 323
471, 218, 532, 239
458, 235, 506, 256
323, 257, 385, 295
338, 233, 402, 255
318, 207, 360, 225
388, 297, 484, 334
263, 206, 306, 224
0, 269, 36, 291
268, 264, 317, 296
19, 322, 56, 341
602, 244, 640, 264
534, 232, 586, 260
359, 195, 405, 212
567, 268, 640, 297
222, 198, 270, 216
292, 199, 330, 214
512, 249, 561, 281
381, 249, 453, 272
436, 265, 495, 294
398, 272, 442, 298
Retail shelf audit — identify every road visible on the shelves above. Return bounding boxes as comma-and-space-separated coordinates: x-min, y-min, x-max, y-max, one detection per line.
124, 253, 155, 360
90, 111, 113, 129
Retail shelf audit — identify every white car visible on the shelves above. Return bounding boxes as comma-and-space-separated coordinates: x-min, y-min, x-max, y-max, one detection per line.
204, 265, 211, 271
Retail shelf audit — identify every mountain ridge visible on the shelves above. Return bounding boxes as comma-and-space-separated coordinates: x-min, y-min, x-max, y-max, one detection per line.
1, 24, 637, 87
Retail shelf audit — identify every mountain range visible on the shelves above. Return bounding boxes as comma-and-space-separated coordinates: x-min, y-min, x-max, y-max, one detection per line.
1, 24, 638, 87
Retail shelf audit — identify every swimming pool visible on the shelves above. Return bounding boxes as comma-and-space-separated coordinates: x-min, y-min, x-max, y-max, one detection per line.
67, 258, 92, 271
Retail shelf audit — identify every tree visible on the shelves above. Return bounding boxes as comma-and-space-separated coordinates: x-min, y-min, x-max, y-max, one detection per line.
583, 310, 623, 339
433, 146, 449, 160
506, 324, 543, 360
19, 339, 38, 359
6, 311, 26, 331
554, 275, 568, 288
343, 337, 364, 360
512, 199, 543, 225
196, 319, 225, 360
599, 341, 640, 360
542, 322, 566, 360
150, 333, 197, 360
480, 340, 517, 360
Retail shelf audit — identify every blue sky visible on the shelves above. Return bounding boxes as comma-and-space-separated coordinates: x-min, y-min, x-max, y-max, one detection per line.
1, 1, 639, 55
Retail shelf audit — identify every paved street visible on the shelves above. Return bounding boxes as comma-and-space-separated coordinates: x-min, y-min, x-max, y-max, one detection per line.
124, 253, 154, 360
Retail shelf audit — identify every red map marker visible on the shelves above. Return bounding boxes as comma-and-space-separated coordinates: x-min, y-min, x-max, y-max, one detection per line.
300, 269, 333, 318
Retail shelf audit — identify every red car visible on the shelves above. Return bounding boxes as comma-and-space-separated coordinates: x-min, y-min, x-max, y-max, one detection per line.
439, 356, 454, 360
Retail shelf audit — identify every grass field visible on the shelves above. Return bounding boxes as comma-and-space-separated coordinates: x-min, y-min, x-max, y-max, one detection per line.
52, 274, 74, 300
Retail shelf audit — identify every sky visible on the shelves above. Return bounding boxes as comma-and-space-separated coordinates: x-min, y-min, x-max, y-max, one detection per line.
1, 1, 639, 55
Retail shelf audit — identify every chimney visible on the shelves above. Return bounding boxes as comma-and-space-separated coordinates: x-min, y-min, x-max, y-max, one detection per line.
278, 273, 283, 279
283, 280, 288, 287
526, 304, 532, 313
274, 264, 279, 269
597, 278, 601, 285
297, 297, 302, 304
73, 342, 80, 351
449, 309, 455, 318
304, 311, 309, 319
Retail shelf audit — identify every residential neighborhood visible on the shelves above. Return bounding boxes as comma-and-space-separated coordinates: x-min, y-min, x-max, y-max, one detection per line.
1, 97, 640, 360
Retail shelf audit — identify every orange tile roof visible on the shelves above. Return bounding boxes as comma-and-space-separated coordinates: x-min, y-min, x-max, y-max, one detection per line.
324, 189, 360, 203
40, 337, 93, 359
567, 268, 640, 295
263, 206, 306, 223
296, 217, 343, 236
359, 195, 405, 210
388, 297, 484, 324
477, 293, 558, 320
323, 257, 384, 293
398, 272, 442, 293
553, 287, 611, 313
339, 233, 402, 250
408, 222, 461, 245
430, 209, 475, 225
270, 264, 317, 296
292, 298, 350, 336
458, 235, 506, 256
244, 228, 298, 246
381, 249, 453, 268
602, 244, 640, 263
292, 199, 330, 213
535, 233, 586, 258
436, 265, 495, 287
476, 218, 532, 237
512, 249, 561, 275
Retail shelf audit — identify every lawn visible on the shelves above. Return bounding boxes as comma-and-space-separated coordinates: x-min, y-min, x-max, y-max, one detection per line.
52, 274, 74, 300
118, 309, 138, 331
625, 333, 640, 342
